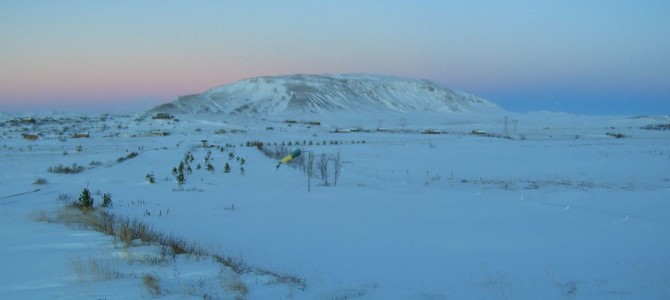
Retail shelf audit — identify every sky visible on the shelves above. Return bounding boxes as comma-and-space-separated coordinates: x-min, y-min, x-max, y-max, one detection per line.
1, 0, 669, 115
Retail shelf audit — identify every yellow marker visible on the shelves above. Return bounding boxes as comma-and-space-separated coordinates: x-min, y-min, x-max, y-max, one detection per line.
276, 149, 301, 169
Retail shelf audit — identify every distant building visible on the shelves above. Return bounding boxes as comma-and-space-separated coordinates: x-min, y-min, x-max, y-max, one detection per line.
73, 132, 90, 138
19, 117, 36, 124
148, 130, 170, 136
152, 113, 174, 120
22, 133, 39, 141
422, 129, 441, 135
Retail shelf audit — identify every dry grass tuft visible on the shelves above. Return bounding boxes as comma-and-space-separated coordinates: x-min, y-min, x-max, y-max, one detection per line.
228, 279, 248, 298
142, 273, 161, 296
70, 256, 122, 282
31, 210, 50, 222
214, 254, 250, 274
255, 268, 307, 290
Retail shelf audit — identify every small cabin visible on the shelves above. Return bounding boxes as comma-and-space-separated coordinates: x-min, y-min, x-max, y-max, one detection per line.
422, 129, 441, 135
73, 132, 90, 138
22, 133, 39, 141
19, 117, 36, 124
152, 113, 174, 120
148, 130, 170, 137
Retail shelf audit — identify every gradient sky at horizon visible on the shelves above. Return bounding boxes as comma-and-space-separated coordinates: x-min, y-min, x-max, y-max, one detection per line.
1, 0, 669, 115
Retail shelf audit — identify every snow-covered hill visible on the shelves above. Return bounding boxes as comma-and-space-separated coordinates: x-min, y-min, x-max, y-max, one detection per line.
150, 74, 501, 116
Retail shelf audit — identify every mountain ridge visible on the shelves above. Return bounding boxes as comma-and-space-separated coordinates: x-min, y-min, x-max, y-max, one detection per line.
149, 73, 501, 116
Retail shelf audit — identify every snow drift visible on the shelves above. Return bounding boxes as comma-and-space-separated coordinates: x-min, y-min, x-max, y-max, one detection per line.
149, 74, 501, 116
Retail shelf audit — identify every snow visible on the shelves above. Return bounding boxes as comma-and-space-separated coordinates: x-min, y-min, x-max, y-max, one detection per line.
1, 110, 670, 299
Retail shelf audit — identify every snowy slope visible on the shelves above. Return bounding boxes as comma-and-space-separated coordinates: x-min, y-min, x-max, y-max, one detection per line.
149, 74, 501, 116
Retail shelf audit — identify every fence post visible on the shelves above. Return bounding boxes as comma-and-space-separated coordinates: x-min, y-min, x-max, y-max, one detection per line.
307, 151, 313, 192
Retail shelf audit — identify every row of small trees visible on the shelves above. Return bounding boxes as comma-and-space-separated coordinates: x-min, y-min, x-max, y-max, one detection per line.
245, 139, 365, 149
167, 146, 246, 186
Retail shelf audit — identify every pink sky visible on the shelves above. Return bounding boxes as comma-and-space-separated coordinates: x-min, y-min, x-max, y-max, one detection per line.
1, 1, 668, 114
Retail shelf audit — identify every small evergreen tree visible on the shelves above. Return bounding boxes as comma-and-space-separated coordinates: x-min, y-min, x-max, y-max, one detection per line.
175, 162, 186, 185
205, 150, 213, 164
184, 151, 194, 164
146, 172, 155, 183
224, 162, 231, 173
101, 193, 112, 208
77, 188, 94, 210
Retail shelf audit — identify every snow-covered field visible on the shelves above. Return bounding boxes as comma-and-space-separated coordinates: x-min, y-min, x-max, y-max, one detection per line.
1, 111, 669, 299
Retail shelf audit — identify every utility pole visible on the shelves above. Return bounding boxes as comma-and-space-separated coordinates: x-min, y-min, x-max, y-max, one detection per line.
513, 119, 519, 133
306, 151, 313, 192
503, 115, 509, 136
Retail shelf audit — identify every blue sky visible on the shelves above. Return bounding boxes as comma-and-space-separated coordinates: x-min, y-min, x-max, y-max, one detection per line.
1, 0, 669, 114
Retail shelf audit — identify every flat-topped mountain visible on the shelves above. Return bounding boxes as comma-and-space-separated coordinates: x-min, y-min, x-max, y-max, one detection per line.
149, 73, 501, 116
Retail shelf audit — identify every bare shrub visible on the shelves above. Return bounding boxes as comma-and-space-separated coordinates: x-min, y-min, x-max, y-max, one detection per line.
117, 218, 153, 247
48, 163, 85, 174
118, 221, 136, 247
87, 211, 116, 236
54, 206, 84, 226
58, 193, 71, 201
117, 151, 139, 163
144, 249, 170, 265
158, 233, 203, 256
214, 254, 251, 274
606, 132, 627, 138
89, 160, 103, 166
